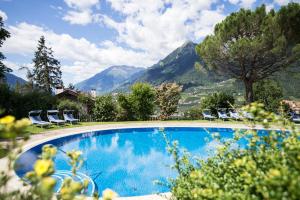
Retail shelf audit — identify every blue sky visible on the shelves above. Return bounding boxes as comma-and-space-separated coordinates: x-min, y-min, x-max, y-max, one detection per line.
0, 0, 298, 85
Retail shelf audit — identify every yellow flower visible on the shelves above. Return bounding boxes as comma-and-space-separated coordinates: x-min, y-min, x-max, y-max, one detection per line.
41, 177, 56, 190
0, 115, 15, 124
67, 150, 82, 160
102, 189, 118, 200
267, 169, 281, 178
234, 159, 244, 167
34, 159, 53, 177
15, 118, 31, 128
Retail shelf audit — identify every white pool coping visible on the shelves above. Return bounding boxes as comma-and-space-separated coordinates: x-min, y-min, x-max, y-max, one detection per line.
1, 121, 263, 200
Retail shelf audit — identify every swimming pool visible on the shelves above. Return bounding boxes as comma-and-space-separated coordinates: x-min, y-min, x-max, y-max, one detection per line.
15, 127, 248, 197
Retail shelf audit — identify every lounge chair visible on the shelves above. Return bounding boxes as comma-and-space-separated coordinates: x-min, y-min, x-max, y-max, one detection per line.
217, 109, 231, 120
290, 112, 300, 123
202, 109, 216, 120
63, 110, 79, 124
47, 110, 65, 125
229, 110, 243, 120
242, 111, 254, 120
28, 110, 51, 127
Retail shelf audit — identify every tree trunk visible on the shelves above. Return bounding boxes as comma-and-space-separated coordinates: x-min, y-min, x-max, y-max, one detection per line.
244, 79, 254, 103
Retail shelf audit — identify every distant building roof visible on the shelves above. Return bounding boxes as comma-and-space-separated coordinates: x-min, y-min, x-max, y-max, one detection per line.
55, 89, 79, 101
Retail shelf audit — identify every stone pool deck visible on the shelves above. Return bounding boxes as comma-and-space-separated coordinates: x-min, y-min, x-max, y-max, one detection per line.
0, 121, 263, 200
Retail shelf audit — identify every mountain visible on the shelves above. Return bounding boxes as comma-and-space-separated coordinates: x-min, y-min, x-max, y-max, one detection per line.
75, 65, 145, 94
4, 73, 26, 87
115, 41, 225, 92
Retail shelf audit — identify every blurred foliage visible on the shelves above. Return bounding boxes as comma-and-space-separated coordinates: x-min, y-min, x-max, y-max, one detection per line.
0, 115, 117, 199
166, 102, 300, 200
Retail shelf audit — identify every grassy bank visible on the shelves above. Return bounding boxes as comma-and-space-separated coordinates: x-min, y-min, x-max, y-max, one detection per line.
26, 120, 248, 134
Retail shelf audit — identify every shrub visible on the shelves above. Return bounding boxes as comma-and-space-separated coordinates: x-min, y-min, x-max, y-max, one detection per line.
57, 99, 81, 118
200, 92, 235, 115
254, 79, 283, 112
130, 83, 155, 120
155, 83, 182, 120
78, 93, 94, 115
116, 93, 135, 121
184, 107, 202, 120
166, 102, 300, 200
0, 84, 57, 119
93, 95, 117, 122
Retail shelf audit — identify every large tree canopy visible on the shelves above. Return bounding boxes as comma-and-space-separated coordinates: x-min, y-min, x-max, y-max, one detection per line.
196, 3, 300, 103
0, 17, 11, 81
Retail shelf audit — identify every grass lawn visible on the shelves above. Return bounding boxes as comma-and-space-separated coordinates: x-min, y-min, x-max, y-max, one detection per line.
26, 120, 247, 134
26, 120, 300, 135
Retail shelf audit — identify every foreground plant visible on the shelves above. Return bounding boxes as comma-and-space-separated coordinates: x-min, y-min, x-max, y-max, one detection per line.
167, 102, 300, 199
0, 116, 117, 200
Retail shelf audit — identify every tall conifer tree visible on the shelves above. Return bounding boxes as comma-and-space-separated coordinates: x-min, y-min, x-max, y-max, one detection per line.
32, 36, 63, 92
0, 16, 11, 81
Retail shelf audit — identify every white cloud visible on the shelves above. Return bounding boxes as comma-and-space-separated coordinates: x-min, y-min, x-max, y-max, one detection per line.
0, 10, 8, 21
63, 0, 99, 25
101, 0, 225, 59
63, 10, 94, 25
228, 0, 256, 8
3, 60, 32, 80
64, 0, 99, 10
274, 0, 300, 5
2, 22, 155, 84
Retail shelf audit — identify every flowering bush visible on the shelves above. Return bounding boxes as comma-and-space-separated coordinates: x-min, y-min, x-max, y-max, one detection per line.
167, 102, 300, 199
0, 116, 117, 200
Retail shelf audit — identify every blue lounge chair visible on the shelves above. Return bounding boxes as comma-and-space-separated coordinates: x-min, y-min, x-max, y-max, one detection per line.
47, 110, 65, 125
290, 112, 300, 123
217, 109, 231, 120
202, 109, 216, 120
229, 110, 243, 120
28, 110, 51, 127
63, 110, 79, 124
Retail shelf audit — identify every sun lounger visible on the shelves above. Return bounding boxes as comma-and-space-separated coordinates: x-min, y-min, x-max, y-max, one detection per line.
63, 110, 79, 124
290, 112, 300, 123
202, 109, 216, 120
242, 111, 254, 120
28, 110, 51, 127
47, 110, 65, 125
217, 109, 231, 120
229, 110, 243, 120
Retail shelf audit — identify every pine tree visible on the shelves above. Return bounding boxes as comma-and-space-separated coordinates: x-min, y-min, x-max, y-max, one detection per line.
32, 36, 63, 93
196, 3, 300, 103
0, 16, 11, 82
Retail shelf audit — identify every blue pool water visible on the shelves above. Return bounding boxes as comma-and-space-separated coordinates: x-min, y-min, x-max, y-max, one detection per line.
15, 127, 248, 197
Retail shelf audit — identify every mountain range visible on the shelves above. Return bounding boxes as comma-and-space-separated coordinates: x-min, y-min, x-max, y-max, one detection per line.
5, 41, 300, 99
4, 73, 26, 87
75, 65, 145, 94
76, 41, 226, 94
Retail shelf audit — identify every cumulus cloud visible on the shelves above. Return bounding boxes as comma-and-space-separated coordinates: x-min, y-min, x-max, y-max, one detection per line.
0, 10, 8, 21
228, 0, 256, 8
2, 22, 155, 83
63, 0, 100, 25
100, 0, 225, 59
